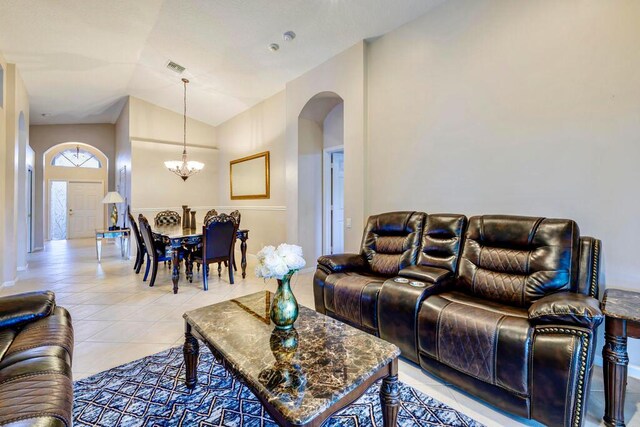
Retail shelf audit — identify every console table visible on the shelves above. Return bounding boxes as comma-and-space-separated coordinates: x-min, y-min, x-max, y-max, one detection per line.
602, 288, 640, 427
95, 228, 130, 262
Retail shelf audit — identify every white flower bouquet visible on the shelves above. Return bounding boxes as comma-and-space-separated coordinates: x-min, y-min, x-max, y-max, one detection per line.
255, 244, 306, 280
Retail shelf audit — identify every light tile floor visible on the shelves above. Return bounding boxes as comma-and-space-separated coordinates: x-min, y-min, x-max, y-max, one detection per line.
3, 238, 639, 426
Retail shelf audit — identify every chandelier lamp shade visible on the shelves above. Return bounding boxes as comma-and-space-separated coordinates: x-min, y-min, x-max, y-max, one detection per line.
165, 78, 205, 181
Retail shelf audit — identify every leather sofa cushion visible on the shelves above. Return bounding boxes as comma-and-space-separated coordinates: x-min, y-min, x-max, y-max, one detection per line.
417, 214, 467, 274
458, 216, 580, 307
324, 272, 385, 330
0, 372, 72, 426
0, 291, 56, 329
419, 291, 532, 395
361, 211, 425, 276
528, 291, 603, 329
5, 307, 73, 361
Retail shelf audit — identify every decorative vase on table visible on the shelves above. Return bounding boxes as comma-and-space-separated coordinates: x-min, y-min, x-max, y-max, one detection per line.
271, 271, 298, 329
255, 244, 306, 330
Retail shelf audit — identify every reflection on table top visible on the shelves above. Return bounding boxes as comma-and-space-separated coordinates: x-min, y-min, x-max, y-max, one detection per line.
95, 228, 130, 235
153, 223, 249, 240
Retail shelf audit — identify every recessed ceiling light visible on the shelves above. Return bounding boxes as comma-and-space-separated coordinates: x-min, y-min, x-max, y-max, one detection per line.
268, 43, 280, 52
283, 31, 296, 42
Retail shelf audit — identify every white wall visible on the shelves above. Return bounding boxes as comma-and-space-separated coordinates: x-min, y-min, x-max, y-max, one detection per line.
366, 1, 640, 366
215, 91, 287, 253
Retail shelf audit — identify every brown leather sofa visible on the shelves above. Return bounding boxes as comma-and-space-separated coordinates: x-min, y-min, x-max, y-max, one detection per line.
0, 291, 74, 426
314, 212, 602, 427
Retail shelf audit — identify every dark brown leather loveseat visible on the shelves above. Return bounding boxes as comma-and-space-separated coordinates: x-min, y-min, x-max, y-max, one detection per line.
0, 291, 74, 426
314, 212, 602, 427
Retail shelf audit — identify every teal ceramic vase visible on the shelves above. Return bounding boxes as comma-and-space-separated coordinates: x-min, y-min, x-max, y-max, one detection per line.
271, 271, 298, 330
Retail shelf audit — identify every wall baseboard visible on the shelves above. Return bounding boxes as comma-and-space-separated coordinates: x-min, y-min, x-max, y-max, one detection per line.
17, 264, 28, 272
594, 355, 640, 379
32, 247, 44, 252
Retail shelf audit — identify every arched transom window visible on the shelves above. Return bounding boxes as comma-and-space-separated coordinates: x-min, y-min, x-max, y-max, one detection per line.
51, 146, 101, 168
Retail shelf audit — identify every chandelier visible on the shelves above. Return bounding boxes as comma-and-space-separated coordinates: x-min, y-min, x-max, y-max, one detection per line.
165, 78, 204, 181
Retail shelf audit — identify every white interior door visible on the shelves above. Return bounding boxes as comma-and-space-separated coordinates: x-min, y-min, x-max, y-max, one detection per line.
331, 151, 344, 254
68, 182, 103, 239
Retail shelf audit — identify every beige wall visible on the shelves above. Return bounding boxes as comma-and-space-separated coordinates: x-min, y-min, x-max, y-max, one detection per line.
43, 143, 108, 239
366, 1, 640, 368
1, 57, 30, 284
129, 97, 216, 148
0, 54, 8, 283
297, 117, 324, 262
286, 42, 367, 259
127, 96, 218, 220
215, 91, 287, 253
29, 124, 115, 249
323, 103, 344, 150
130, 139, 218, 214
115, 98, 131, 214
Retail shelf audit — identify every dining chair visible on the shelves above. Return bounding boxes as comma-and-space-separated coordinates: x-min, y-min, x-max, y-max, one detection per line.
191, 213, 238, 290
154, 210, 181, 226
203, 209, 218, 224
138, 214, 183, 287
229, 210, 241, 272
127, 207, 146, 274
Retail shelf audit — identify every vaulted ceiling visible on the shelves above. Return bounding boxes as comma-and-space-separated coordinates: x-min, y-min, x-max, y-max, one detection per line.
0, 0, 442, 126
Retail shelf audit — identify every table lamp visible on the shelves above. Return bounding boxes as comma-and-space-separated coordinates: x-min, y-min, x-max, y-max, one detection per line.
102, 191, 125, 230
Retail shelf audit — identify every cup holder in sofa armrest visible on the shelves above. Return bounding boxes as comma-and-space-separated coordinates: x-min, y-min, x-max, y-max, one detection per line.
398, 265, 452, 284
377, 277, 442, 364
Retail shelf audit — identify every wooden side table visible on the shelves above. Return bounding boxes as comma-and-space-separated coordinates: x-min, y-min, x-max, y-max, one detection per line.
602, 288, 640, 427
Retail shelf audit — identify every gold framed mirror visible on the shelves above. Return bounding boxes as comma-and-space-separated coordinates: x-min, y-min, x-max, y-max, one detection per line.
230, 151, 270, 200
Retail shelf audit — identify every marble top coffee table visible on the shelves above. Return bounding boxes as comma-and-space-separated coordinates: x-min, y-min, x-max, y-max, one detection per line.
183, 291, 401, 426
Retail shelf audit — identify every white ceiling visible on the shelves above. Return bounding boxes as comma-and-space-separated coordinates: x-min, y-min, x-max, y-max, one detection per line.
0, 0, 442, 126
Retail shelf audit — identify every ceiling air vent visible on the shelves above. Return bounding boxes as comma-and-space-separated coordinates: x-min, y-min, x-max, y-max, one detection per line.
166, 60, 186, 74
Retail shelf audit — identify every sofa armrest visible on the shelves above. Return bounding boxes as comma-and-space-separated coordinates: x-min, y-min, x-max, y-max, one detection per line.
0, 291, 56, 329
398, 265, 452, 285
528, 292, 603, 329
317, 253, 367, 273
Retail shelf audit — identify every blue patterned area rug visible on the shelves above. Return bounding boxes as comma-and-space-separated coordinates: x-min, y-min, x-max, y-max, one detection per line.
73, 346, 483, 427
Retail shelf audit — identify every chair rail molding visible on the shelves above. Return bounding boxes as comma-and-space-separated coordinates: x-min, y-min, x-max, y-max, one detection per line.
134, 206, 286, 214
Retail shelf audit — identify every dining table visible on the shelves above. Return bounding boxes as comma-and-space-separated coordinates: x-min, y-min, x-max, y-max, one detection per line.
152, 222, 249, 294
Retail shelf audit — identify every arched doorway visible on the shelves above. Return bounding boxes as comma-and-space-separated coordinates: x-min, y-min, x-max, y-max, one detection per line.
297, 92, 344, 264
43, 142, 108, 240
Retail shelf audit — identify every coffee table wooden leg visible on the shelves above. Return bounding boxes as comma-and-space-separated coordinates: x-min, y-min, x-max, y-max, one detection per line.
603, 317, 628, 427
184, 322, 199, 389
380, 358, 399, 427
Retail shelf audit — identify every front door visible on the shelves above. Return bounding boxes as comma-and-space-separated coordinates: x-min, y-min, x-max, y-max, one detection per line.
68, 182, 103, 239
